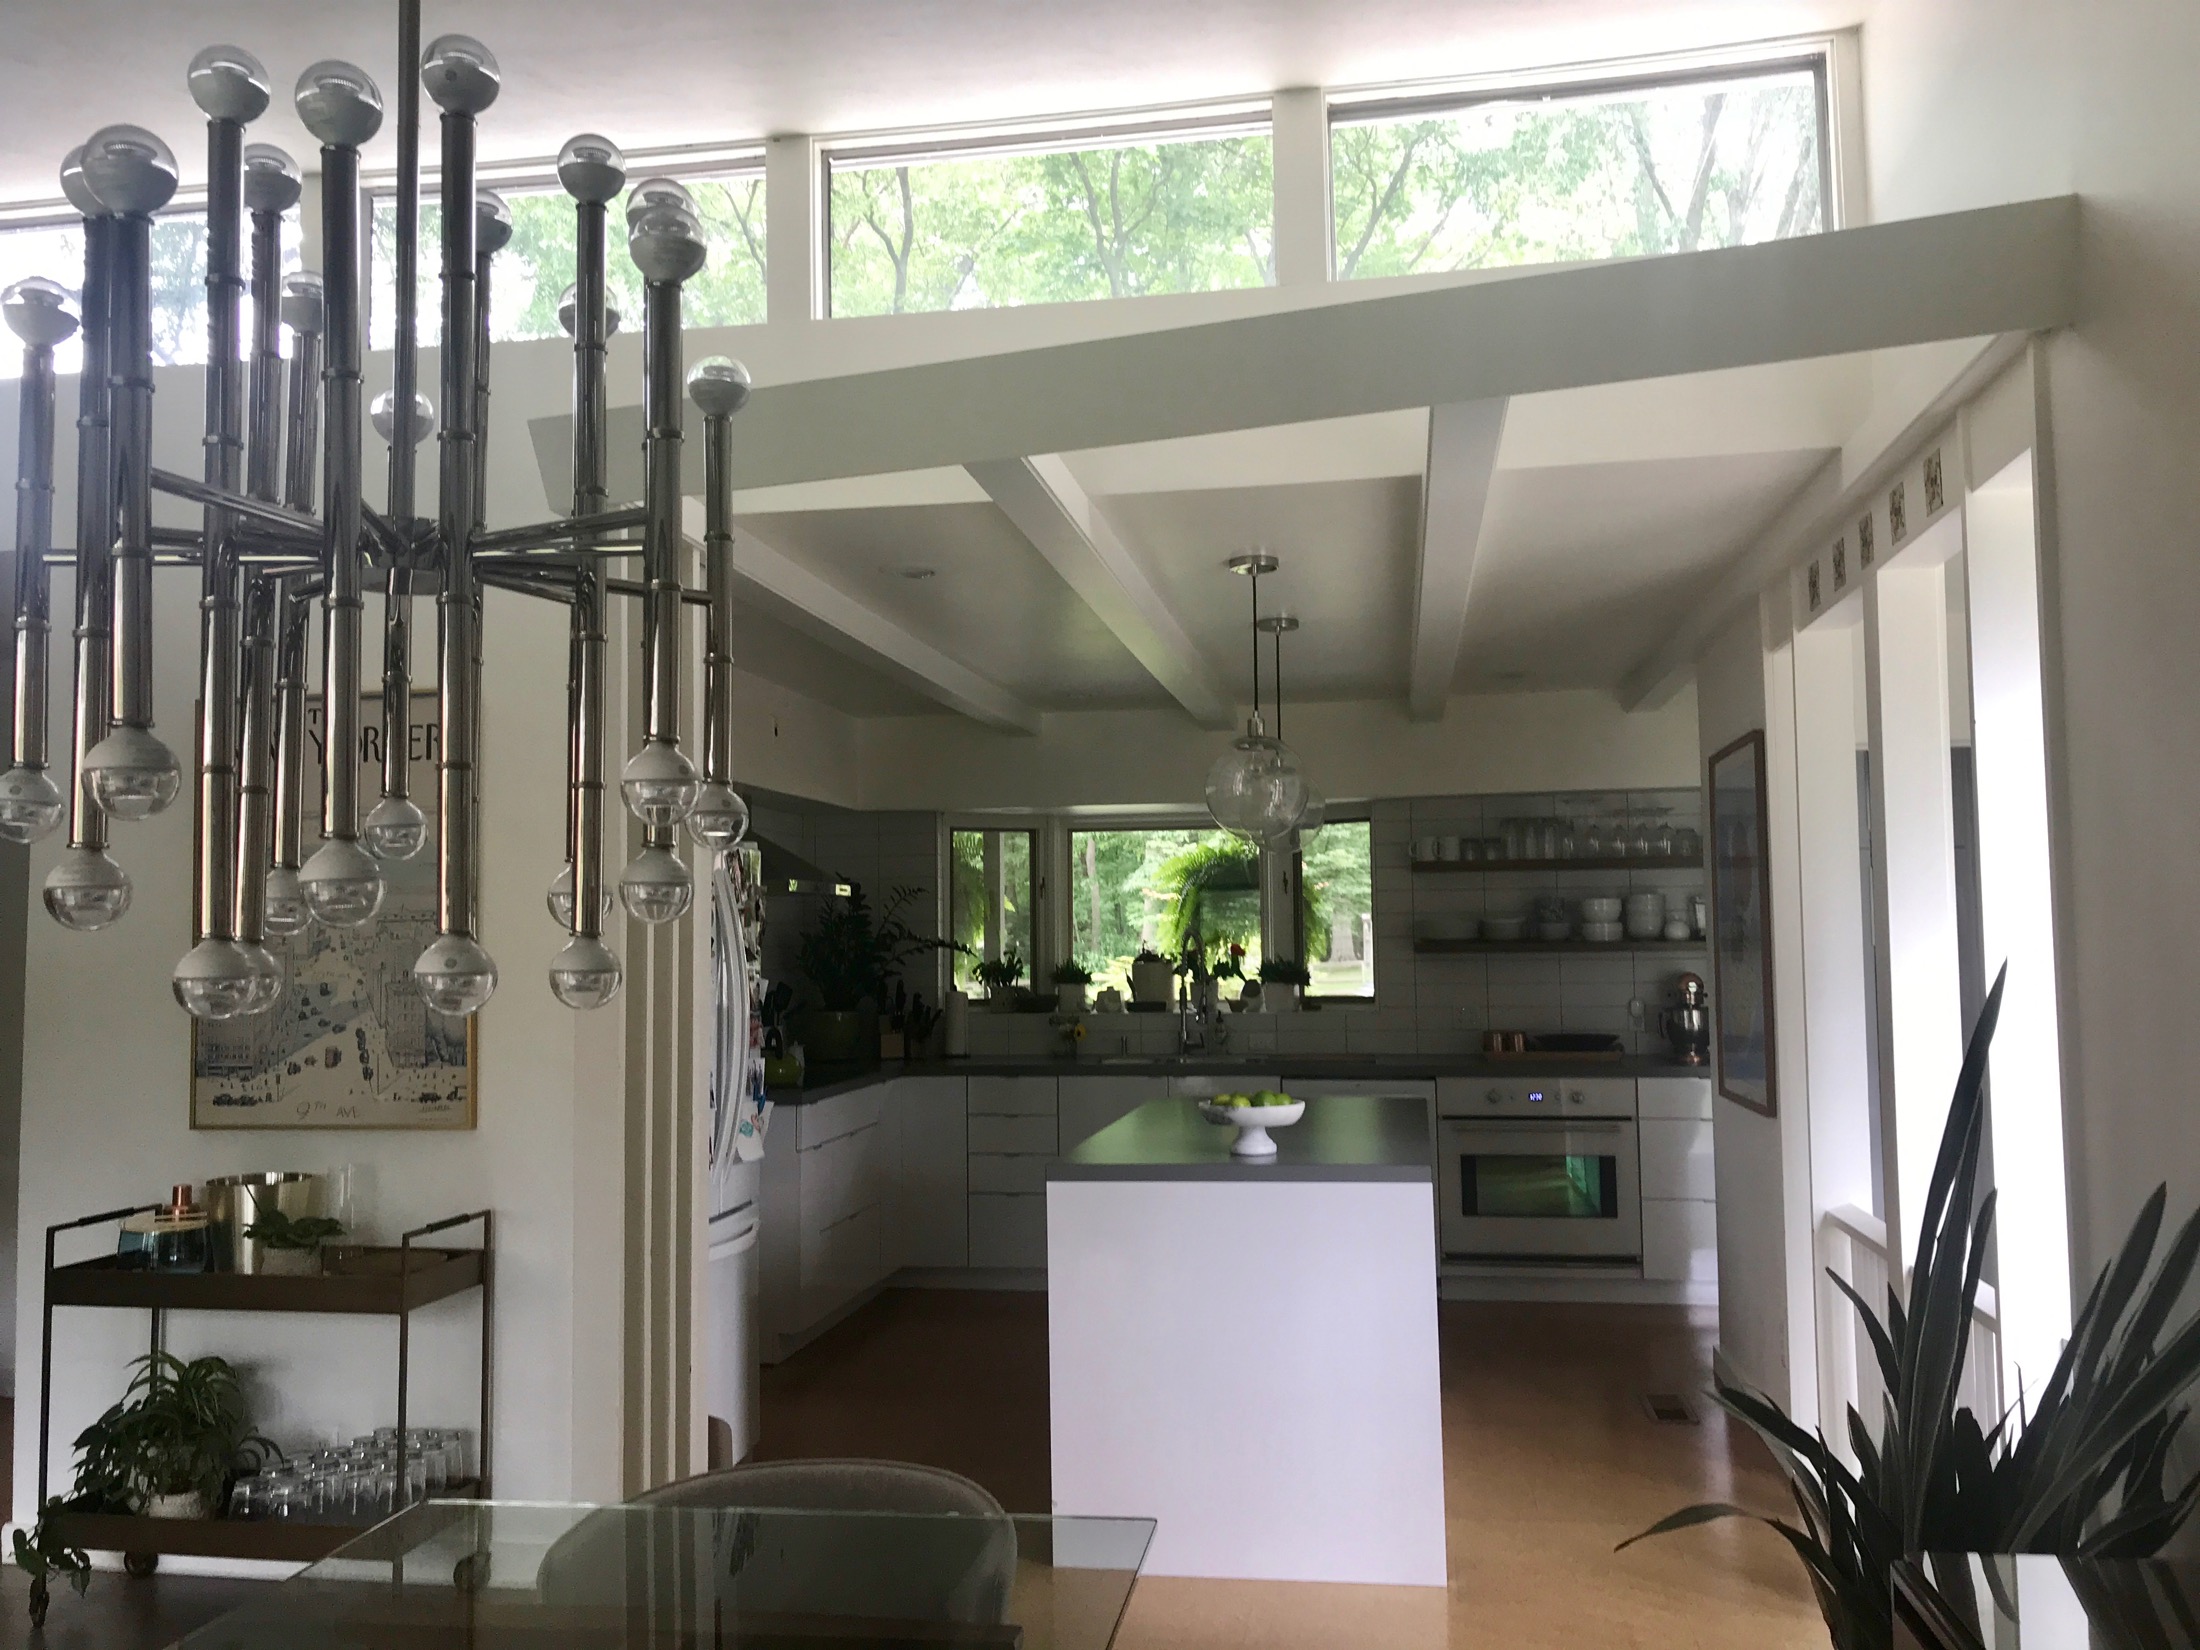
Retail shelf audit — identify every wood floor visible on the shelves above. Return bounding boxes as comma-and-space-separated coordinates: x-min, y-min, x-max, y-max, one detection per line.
757, 1290, 1828, 1650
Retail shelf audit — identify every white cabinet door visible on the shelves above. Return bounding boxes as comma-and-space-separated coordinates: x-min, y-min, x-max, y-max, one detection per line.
969, 1192, 1048, 1269
969, 1076, 1058, 1115
969, 1113, 1057, 1155
1639, 1118, 1716, 1201
1639, 1077, 1715, 1120
1057, 1076, 1167, 1155
1642, 1198, 1718, 1283
893, 1077, 968, 1270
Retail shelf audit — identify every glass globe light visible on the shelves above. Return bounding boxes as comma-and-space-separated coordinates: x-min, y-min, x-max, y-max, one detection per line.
0, 766, 68, 844
4, 275, 78, 347
82, 724, 181, 819
299, 837, 384, 928
548, 935, 623, 1010
556, 282, 621, 337
280, 270, 324, 335
546, 861, 614, 928
619, 844, 694, 925
687, 356, 752, 417
187, 44, 272, 124
475, 186, 513, 255
413, 932, 498, 1016
263, 864, 309, 936
43, 846, 132, 931
241, 942, 288, 1014
80, 125, 180, 216
557, 133, 626, 205
362, 794, 428, 861
241, 143, 302, 215
1204, 726, 1309, 843
173, 937, 264, 1021
621, 740, 700, 828
419, 34, 501, 116
370, 388, 434, 448
1296, 785, 1327, 839
686, 781, 749, 850
58, 146, 101, 219
294, 61, 384, 149
625, 177, 696, 223
627, 203, 707, 284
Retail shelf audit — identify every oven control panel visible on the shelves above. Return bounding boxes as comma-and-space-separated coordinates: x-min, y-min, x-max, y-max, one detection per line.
1438, 1076, 1636, 1119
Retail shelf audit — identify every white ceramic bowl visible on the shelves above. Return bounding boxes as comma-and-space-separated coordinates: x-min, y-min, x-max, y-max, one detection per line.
1480, 916, 1526, 942
1581, 920, 1625, 943
1199, 1098, 1306, 1157
1533, 920, 1572, 942
1579, 897, 1623, 923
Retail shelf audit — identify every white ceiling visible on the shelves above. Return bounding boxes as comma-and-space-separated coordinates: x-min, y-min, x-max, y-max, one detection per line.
1, 0, 1853, 203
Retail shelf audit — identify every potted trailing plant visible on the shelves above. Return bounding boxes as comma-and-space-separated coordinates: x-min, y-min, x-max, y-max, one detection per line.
974, 950, 1026, 1010
72, 1351, 278, 1522
1258, 957, 1310, 1012
1052, 959, 1093, 1014
11, 1498, 90, 1628
1129, 946, 1174, 1007
1624, 967, 2200, 1650
794, 885, 962, 1067
243, 1208, 346, 1276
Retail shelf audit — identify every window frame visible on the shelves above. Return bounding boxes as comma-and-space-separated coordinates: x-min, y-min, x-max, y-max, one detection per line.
946, 818, 1045, 998
1286, 809, 1377, 1004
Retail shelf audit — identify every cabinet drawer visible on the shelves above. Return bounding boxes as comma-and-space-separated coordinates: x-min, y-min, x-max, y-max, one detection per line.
968, 1152, 1051, 1196
969, 1077, 1057, 1116
968, 1193, 1047, 1269
1639, 1077, 1714, 1120
1639, 1118, 1716, 1201
969, 1113, 1057, 1155
795, 1083, 888, 1150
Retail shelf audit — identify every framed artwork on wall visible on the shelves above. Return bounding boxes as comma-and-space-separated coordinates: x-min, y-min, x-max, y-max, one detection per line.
1708, 729, 1776, 1117
192, 689, 477, 1130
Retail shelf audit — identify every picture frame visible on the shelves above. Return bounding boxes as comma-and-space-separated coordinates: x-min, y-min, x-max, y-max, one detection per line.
1707, 729, 1776, 1117
191, 688, 477, 1130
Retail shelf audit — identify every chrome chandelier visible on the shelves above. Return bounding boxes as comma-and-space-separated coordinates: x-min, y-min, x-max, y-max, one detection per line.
0, 7, 754, 1020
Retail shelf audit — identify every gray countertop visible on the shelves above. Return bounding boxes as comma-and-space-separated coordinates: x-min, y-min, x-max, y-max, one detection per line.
1048, 1095, 1434, 1183
767, 1053, 1706, 1105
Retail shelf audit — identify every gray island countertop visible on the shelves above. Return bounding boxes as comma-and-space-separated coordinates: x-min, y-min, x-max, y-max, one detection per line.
1049, 1094, 1433, 1184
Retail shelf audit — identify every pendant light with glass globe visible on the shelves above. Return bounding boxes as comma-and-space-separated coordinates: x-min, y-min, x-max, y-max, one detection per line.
1204, 553, 1312, 843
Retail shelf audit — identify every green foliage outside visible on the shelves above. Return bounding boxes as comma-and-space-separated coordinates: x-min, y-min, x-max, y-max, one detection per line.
950, 829, 1033, 994
1333, 74, 1821, 280
829, 132, 1273, 316
370, 175, 767, 350
1301, 821, 1374, 997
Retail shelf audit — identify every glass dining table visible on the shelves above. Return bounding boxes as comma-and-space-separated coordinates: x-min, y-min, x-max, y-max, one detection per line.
173, 1499, 1156, 1648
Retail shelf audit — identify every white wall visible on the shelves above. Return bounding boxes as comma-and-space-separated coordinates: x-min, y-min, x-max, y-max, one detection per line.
857, 687, 1701, 812
1860, 0, 2200, 1280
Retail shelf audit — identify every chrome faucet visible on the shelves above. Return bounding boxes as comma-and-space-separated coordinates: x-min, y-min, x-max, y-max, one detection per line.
1179, 983, 1229, 1055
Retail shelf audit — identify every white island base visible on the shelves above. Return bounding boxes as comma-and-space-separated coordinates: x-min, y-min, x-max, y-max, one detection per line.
1046, 1097, 1447, 1587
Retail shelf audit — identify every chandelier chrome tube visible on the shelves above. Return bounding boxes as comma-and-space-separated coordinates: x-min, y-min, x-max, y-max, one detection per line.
547, 135, 625, 1009
41, 157, 130, 931
616, 182, 707, 928
366, 379, 431, 864
229, 577, 283, 1007
0, 277, 76, 846
294, 62, 386, 931
243, 146, 298, 505
263, 576, 312, 936
411, 34, 501, 1017
171, 48, 269, 1020
280, 273, 323, 514
686, 356, 752, 853
79, 126, 184, 826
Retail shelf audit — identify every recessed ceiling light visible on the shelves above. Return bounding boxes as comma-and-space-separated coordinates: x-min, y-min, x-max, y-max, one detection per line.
897, 565, 937, 581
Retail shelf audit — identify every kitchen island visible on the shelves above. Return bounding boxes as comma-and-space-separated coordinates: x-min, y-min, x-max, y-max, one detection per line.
1045, 1094, 1446, 1586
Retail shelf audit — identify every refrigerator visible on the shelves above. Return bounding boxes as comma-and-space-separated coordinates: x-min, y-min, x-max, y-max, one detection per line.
704, 842, 770, 1467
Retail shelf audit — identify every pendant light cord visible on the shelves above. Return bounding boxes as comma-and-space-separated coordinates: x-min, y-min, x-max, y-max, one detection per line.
1248, 567, 1262, 731
1273, 623, 1285, 743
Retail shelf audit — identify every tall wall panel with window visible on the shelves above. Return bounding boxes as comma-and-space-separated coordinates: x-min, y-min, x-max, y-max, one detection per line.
368, 161, 766, 348
950, 829, 1036, 995
1330, 58, 1828, 281
826, 116, 1275, 317
1294, 819, 1375, 998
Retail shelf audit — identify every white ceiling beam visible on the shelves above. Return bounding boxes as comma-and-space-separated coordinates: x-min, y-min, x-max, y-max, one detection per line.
967, 455, 1234, 731
683, 500, 1041, 733
1408, 400, 1508, 722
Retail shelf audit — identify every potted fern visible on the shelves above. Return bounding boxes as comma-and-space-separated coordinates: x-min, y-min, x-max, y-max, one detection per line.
974, 950, 1026, 1011
794, 885, 962, 1065
1052, 959, 1093, 1014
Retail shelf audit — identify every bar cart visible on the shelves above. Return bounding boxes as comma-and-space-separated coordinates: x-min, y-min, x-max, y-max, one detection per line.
38, 1204, 493, 1566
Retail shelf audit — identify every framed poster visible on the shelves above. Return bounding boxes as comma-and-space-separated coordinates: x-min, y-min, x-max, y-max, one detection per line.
192, 690, 477, 1130
1708, 729, 1776, 1116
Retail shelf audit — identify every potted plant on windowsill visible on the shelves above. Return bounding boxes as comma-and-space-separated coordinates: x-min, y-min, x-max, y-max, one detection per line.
1129, 947, 1174, 1008
794, 886, 965, 1068
975, 950, 1027, 1012
1052, 960, 1093, 1014
1258, 957, 1311, 1012
242, 1208, 346, 1276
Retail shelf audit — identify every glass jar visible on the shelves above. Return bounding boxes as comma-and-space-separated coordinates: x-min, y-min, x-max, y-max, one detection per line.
1538, 819, 1561, 859
1675, 826, 1701, 860
1656, 824, 1675, 857
1581, 821, 1604, 859
1629, 821, 1654, 859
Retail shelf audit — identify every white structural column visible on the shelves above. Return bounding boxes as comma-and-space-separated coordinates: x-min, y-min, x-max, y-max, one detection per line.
1863, 514, 1967, 1270
765, 135, 821, 325
1270, 88, 1331, 287
1408, 399, 1507, 720
967, 455, 1231, 728
1962, 451, 2072, 1402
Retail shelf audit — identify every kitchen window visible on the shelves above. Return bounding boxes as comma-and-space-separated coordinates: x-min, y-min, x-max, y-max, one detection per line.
1066, 825, 1270, 997
1294, 817, 1375, 999
950, 828, 1035, 996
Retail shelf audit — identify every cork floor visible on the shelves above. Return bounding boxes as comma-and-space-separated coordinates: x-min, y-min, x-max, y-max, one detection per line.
756, 1290, 1828, 1650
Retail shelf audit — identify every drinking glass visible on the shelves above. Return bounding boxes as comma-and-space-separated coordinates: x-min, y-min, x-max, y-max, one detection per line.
269, 1472, 310, 1522
228, 1476, 267, 1521
1629, 821, 1654, 859
1675, 826, 1701, 859
1501, 818, 1525, 859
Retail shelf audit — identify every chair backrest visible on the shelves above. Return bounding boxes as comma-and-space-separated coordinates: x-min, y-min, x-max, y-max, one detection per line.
535, 1459, 1019, 1627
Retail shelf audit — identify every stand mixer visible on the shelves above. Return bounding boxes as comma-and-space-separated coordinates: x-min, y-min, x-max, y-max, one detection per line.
1662, 973, 1712, 1066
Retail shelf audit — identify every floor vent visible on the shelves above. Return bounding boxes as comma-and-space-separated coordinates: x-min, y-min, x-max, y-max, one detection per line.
1643, 1392, 1699, 1425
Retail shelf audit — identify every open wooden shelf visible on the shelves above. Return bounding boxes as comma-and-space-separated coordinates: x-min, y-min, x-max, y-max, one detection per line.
47, 1246, 484, 1316
1413, 938, 1708, 956
1410, 854, 1702, 874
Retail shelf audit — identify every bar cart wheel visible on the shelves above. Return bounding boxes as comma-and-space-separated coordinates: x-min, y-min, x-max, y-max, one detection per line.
123, 1552, 158, 1578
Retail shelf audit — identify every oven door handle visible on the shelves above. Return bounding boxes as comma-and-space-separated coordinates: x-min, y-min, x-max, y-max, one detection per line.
1444, 1121, 1630, 1137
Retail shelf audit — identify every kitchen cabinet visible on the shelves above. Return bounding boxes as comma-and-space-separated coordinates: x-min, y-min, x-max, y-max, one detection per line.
761, 1080, 899, 1360
1638, 1077, 1715, 1119
1637, 1079, 1715, 1286
891, 1077, 968, 1270
970, 1191, 1049, 1270
1638, 1119, 1716, 1201
968, 1076, 1057, 1272
1058, 1076, 1168, 1153
1642, 1198, 1718, 1284
968, 1076, 1058, 1115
